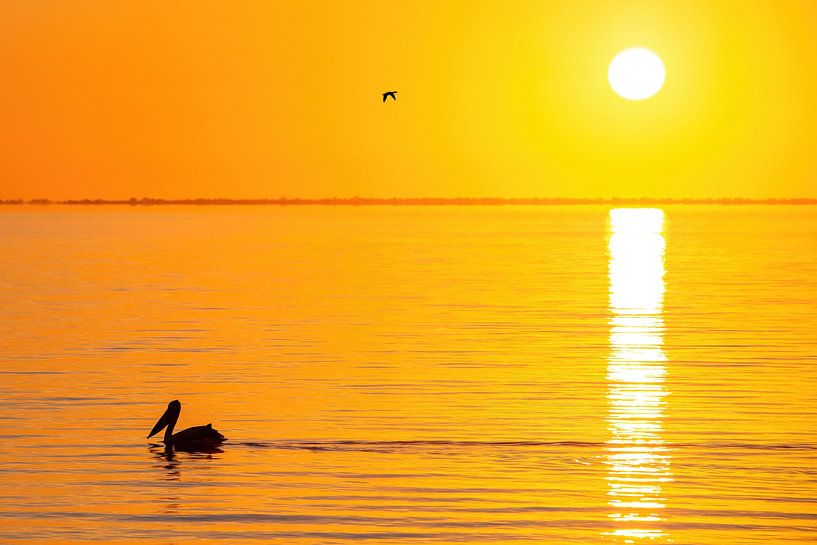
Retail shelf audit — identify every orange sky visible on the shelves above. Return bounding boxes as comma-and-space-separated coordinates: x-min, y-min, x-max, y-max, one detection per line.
1, 1, 815, 199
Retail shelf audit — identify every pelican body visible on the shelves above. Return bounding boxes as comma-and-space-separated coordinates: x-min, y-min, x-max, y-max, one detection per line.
148, 400, 226, 451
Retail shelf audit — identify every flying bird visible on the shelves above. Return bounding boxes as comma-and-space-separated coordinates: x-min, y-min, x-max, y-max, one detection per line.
148, 400, 226, 452
382, 91, 397, 102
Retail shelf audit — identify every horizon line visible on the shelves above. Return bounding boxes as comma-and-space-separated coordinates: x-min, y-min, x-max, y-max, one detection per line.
2, 197, 817, 206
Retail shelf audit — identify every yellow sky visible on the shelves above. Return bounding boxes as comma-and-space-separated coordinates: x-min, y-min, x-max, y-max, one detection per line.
1, 1, 815, 199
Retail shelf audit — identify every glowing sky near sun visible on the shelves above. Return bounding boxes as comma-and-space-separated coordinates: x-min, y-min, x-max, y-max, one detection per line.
0, 1, 815, 199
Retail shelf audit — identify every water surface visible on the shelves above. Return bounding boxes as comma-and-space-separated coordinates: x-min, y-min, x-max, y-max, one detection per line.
0, 205, 815, 543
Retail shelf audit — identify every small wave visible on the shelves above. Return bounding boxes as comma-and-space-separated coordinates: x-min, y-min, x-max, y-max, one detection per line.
239, 440, 604, 452
236, 440, 817, 453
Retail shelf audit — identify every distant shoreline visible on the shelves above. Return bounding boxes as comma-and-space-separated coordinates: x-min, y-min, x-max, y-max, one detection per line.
2, 197, 817, 206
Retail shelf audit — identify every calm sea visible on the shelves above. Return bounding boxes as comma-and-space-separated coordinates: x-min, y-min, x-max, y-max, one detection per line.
0, 205, 815, 544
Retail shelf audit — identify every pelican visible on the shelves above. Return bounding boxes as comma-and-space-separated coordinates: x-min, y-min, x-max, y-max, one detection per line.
382, 91, 397, 102
148, 400, 226, 451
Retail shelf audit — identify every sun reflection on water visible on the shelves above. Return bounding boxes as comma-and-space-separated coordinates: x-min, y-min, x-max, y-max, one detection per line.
606, 208, 671, 543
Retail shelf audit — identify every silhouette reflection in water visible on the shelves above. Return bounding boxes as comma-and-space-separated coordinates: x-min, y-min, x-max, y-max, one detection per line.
150, 445, 182, 481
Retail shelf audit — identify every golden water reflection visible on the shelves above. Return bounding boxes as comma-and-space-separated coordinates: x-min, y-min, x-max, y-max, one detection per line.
606, 208, 671, 543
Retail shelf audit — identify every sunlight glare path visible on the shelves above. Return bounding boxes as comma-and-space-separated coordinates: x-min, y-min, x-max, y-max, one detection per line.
605, 208, 671, 543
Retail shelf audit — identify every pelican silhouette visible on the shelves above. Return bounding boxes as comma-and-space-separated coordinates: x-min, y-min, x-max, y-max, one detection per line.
382, 91, 397, 102
148, 400, 226, 451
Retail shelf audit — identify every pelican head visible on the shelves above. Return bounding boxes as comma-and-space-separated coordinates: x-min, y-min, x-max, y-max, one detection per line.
148, 400, 182, 439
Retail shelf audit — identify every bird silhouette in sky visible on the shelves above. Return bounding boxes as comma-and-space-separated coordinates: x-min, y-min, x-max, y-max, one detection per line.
382, 91, 397, 102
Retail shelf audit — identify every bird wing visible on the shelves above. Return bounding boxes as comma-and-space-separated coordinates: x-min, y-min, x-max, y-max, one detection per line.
171, 424, 226, 445
382, 94, 387, 102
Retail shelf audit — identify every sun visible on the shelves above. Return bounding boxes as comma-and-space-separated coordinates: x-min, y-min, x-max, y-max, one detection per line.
608, 48, 666, 100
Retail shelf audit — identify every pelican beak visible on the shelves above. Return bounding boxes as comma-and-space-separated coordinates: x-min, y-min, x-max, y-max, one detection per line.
148, 407, 172, 439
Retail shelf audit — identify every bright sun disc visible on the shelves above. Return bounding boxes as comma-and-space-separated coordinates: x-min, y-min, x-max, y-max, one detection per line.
608, 48, 665, 100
